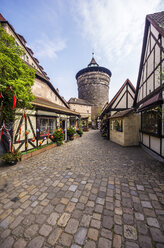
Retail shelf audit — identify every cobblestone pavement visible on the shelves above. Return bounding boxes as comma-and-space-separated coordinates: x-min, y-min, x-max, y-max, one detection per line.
0, 130, 164, 248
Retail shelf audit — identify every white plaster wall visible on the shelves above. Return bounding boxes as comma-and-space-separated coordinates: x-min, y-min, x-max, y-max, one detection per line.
150, 136, 160, 154
155, 43, 161, 68
147, 52, 154, 77
14, 109, 36, 152
128, 95, 134, 108
142, 84, 145, 99
137, 88, 142, 102
143, 65, 146, 83
154, 65, 161, 89
147, 75, 154, 94
142, 134, 149, 147
140, 69, 144, 86
151, 24, 159, 40
116, 96, 126, 108
143, 27, 150, 63
128, 87, 135, 97
112, 87, 126, 108
151, 32, 156, 48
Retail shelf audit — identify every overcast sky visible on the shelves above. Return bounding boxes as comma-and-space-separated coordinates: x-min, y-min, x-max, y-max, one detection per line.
1, 0, 164, 101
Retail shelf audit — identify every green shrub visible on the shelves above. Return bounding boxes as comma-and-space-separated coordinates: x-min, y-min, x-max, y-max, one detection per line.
67, 126, 76, 138
53, 129, 64, 144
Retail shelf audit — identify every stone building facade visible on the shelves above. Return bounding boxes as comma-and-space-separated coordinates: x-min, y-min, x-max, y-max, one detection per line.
68, 98, 92, 122
76, 56, 112, 120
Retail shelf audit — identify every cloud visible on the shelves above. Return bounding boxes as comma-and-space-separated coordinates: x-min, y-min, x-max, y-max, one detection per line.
30, 34, 67, 59
71, 0, 162, 64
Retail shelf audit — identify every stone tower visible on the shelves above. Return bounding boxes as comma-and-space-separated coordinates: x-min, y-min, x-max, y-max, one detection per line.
76, 56, 112, 114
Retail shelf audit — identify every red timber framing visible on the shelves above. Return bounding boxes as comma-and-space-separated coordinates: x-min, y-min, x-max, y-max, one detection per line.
134, 11, 164, 159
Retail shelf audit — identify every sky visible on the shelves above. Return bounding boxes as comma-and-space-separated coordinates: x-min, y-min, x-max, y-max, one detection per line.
0, 0, 164, 102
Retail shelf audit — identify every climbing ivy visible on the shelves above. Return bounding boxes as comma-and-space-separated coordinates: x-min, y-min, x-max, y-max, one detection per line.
0, 24, 35, 124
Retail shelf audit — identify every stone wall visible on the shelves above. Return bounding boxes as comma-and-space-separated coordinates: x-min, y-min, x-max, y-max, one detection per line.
110, 128, 124, 146
124, 113, 140, 146
32, 78, 66, 107
69, 103, 92, 121
77, 71, 110, 108
110, 113, 140, 146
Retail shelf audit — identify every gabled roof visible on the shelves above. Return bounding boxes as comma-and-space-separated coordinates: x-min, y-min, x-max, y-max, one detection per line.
68, 98, 93, 106
0, 13, 6, 22
147, 11, 164, 36
134, 11, 164, 107
107, 79, 135, 109
100, 79, 135, 118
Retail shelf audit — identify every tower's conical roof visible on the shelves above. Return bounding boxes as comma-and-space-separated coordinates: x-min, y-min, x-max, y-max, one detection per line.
76, 53, 112, 79
88, 56, 99, 67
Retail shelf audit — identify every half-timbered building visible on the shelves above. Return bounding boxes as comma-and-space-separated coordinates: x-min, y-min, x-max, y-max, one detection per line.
100, 79, 136, 139
134, 11, 164, 159
0, 13, 80, 153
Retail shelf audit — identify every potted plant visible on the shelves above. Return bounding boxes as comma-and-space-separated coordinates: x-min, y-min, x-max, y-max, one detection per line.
76, 128, 83, 137
67, 126, 76, 140
53, 128, 64, 145
83, 126, 89, 132
1, 150, 21, 166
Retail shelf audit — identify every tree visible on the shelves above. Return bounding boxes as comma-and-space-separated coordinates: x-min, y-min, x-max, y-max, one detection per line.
0, 24, 35, 125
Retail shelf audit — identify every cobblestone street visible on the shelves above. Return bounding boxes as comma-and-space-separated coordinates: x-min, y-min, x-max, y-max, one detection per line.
0, 130, 164, 248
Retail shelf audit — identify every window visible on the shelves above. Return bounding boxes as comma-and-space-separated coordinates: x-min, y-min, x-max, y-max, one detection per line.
141, 106, 161, 135
40, 118, 56, 136
110, 119, 123, 132
26, 55, 29, 63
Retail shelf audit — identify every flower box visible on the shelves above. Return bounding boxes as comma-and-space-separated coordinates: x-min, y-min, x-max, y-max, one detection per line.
21, 143, 57, 161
